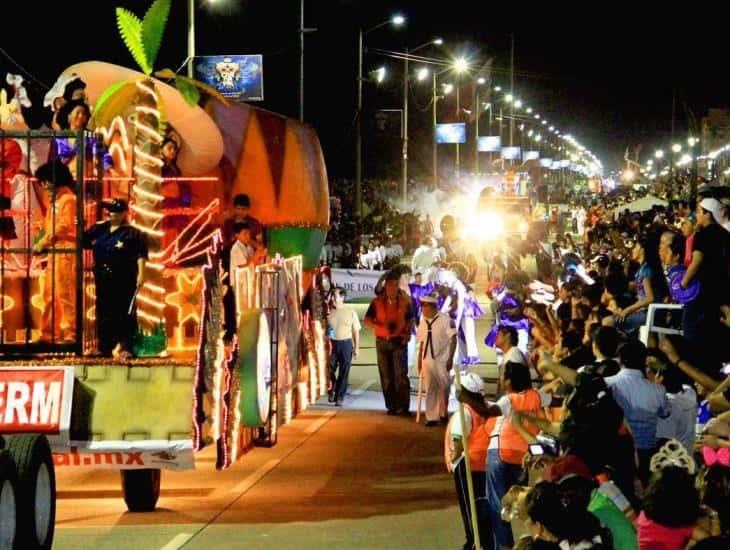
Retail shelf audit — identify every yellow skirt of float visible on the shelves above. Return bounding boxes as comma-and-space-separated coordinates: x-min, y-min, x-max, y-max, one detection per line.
237, 310, 272, 427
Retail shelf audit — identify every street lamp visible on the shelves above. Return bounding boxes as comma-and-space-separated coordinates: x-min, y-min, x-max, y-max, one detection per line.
453, 57, 469, 182
672, 144, 682, 153
401, 37, 442, 204
655, 150, 664, 159
355, 14, 405, 217
188, 0, 221, 77
417, 67, 429, 81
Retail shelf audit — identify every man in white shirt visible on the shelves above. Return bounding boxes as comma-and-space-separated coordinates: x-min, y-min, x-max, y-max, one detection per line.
229, 222, 255, 291
417, 294, 457, 426
327, 287, 361, 406
494, 325, 528, 393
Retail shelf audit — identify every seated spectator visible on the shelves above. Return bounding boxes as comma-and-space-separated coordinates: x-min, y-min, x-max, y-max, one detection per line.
638, 443, 701, 550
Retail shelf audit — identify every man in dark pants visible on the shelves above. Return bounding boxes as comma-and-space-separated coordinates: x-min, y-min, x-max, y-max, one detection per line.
364, 272, 414, 415
327, 287, 361, 406
83, 199, 147, 358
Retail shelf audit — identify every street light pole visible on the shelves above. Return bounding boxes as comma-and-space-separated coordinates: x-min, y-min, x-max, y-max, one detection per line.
402, 47, 408, 205
299, 0, 305, 122
475, 89, 480, 174
456, 77, 460, 182
432, 71, 438, 191
356, 28, 364, 218
187, 0, 195, 77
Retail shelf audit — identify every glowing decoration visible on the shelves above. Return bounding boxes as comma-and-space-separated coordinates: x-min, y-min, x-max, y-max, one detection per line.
0, 294, 15, 326
165, 271, 202, 325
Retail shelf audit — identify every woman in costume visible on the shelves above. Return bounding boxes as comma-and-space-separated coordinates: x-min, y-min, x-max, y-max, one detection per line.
484, 271, 531, 355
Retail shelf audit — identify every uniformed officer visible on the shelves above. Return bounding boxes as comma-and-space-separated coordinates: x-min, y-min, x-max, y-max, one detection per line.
83, 199, 148, 358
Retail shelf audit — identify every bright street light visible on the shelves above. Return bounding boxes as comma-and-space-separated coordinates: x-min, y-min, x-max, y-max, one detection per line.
453, 57, 469, 73
391, 14, 405, 25
494, 86, 501, 92
534, 114, 540, 119
443, 83, 454, 94
416, 67, 429, 81
549, 126, 554, 131
526, 107, 532, 114
672, 144, 682, 153
688, 137, 697, 147
504, 94, 513, 103
477, 77, 486, 85
374, 66, 386, 83
535, 134, 542, 142
655, 149, 664, 159
433, 37, 444, 45
514, 99, 523, 109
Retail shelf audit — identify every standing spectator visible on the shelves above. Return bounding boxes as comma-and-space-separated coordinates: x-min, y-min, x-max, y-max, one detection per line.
681, 198, 730, 369
417, 294, 456, 426
327, 287, 361, 407
680, 215, 696, 267
605, 340, 670, 485
445, 373, 495, 550
222, 193, 264, 247
364, 272, 414, 415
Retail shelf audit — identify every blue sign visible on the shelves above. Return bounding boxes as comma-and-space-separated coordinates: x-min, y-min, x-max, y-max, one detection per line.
436, 123, 466, 144
524, 150, 540, 161
194, 55, 264, 101
478, 136, 501, 152
501, 146, 521, 160
539, 158, 553, 167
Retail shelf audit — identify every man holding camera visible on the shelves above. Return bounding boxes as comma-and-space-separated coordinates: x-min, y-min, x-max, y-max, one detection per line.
364, 271, 415, 415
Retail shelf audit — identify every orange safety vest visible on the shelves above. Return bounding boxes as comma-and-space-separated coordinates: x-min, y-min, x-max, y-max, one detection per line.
444, 405, 496, 473
498, 389, 545, 465
368, 292, 412, 340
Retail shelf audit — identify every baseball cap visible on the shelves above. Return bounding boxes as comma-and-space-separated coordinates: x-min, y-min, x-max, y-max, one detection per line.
102, 198, 128, 213
700, 197, 728, 226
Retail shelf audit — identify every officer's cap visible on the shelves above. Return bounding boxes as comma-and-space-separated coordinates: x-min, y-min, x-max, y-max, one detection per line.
102, 198, 128, 213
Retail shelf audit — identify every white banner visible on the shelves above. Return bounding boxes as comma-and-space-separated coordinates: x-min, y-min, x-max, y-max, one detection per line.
52, 439, 195, 471
331, 268, 384, 301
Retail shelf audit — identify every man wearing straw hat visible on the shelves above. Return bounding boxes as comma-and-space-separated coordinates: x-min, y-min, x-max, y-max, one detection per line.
417, 293, 457, 426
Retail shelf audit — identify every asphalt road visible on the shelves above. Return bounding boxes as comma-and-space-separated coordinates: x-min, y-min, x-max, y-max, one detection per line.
53, 257, 531, 549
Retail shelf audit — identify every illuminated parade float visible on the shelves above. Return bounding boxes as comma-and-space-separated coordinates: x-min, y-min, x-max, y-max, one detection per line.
0, 1, 329, 545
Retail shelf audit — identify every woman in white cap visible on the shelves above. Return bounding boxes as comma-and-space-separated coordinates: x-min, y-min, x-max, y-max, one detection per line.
445, 372, 496, 550
680, 197, 729, 368
417, 293, 457, 426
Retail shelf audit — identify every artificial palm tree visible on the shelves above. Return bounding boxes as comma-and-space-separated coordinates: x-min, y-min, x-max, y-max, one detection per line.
93, 0, 222, 347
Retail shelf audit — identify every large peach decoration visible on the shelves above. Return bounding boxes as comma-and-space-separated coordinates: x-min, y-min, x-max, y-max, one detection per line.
206, 102, 329, 270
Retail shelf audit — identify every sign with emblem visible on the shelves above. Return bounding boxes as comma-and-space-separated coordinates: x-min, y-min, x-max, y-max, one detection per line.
194, 55, 264, 101
52, 439, 194, 471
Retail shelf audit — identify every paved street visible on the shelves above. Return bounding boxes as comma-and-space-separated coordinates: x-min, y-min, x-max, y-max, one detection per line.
54, 276, 506, 549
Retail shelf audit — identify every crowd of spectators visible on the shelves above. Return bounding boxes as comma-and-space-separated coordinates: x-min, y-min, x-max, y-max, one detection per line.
454, 183, 730, 549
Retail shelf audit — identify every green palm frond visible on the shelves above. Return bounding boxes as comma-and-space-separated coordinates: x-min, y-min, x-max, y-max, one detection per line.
141, 0, 171, 70
173, 77, 200, 107
175, 73, 229, 105
155, 70, 229, 106
116, 7, 151, 74
91, 79, 138, 129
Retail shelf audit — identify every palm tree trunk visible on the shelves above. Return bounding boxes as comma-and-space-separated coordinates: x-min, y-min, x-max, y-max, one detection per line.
132, 78, 165, 335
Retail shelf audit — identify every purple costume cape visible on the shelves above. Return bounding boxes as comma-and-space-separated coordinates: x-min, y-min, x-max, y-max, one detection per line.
484, 292, 530, 347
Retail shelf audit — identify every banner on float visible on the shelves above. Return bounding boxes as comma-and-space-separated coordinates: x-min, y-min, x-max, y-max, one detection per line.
194, 54, 264, 101
550, 161, 562, 170
524, 150, 540, 161
539, 158, 553, 167
436, 123, 466, 144
52, 440, 195, 471
331, 268, 385, 302
560, 159, 571, 168
0, 366, 75, 446
478, 136, 501, 152
501, 146, 521, 160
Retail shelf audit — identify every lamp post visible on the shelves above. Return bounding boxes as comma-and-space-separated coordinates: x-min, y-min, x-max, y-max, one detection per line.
356, 15, 405, 218
401, 39, 441, 205
453, 57, 468, 183
187, 0, 196, 77
474, 77, 486, 174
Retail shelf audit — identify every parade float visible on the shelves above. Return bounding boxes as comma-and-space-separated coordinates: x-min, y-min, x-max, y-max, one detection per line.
0, 1, 329, 543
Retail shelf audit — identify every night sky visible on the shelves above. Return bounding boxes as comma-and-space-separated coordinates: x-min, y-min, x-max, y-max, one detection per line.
2, 1, 728, 177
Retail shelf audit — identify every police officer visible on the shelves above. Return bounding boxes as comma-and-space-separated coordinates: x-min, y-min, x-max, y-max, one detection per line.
83, 199, 147, 358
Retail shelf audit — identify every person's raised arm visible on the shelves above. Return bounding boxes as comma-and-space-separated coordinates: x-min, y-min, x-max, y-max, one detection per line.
659, 336, 721, 392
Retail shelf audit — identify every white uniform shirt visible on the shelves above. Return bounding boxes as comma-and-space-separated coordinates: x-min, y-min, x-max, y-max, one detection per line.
487, 390, 552, 450
416, 313, 456, 364
656, 385, 697, 452
230, 240, 254, 289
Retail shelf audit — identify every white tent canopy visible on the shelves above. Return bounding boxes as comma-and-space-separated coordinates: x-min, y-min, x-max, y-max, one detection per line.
612, 194, 668, 213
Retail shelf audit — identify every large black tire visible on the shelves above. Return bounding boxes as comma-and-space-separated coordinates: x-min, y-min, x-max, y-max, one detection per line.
0, 451, 18, 549
4, 435, 55, 550
120, 469, 161, 512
